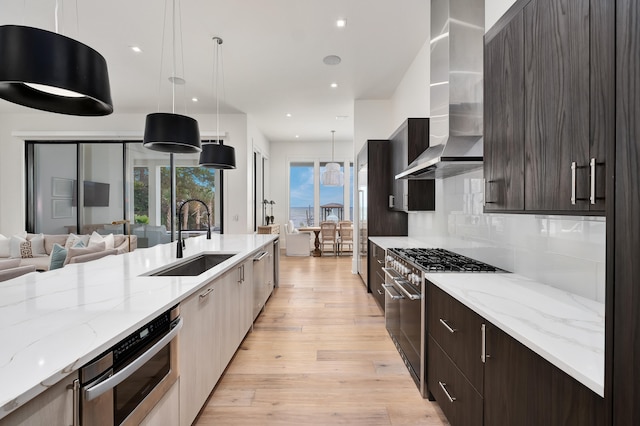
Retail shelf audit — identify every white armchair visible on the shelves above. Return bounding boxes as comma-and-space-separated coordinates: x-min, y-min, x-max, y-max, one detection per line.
285, 220, 311, 256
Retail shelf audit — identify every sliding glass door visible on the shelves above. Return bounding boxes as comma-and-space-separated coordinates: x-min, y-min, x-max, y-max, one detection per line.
27, 141, 223, 247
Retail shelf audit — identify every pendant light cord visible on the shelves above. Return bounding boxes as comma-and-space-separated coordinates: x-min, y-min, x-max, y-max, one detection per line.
213, 37, 223, 143
331, 130, 336, 161
157, 0, 168, 112
171, 0, 176, 114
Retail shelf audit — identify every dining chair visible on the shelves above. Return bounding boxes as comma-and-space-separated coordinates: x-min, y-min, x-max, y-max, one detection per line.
320, 221, 338, 256
338, 222, 354, 255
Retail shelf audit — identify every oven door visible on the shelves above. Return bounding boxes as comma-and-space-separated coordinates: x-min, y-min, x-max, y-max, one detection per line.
395, 279, 422, 383
81, 317, 182, 425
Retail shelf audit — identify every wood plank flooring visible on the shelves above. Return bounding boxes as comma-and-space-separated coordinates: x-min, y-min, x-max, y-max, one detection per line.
196, 253, 449, 426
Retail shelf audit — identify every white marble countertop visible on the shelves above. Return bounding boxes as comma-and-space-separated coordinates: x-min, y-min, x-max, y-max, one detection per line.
0, 233, 277, 419
368, 236, 604, 397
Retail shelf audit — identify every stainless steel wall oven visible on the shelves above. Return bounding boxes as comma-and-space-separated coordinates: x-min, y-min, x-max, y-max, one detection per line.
79, 305, 182, 425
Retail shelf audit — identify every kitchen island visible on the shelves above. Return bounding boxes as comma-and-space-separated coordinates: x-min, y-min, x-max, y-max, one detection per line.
369, 236, 604, 397
0, 233, 277, 421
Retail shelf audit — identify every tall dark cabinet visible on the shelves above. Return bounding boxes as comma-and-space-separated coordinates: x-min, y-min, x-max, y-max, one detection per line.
613, 0, 640, 424
356, 140, 407, 296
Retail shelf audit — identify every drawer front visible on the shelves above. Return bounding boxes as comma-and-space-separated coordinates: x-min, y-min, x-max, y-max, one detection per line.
427, 282, 484, 393
371, 243, 386, 266
428, 336, 483, 426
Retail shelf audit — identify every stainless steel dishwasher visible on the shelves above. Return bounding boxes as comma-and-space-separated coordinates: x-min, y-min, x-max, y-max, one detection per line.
252, 250, 269, 321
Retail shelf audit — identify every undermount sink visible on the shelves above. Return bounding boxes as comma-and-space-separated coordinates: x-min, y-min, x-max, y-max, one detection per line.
148, 253, 237, 276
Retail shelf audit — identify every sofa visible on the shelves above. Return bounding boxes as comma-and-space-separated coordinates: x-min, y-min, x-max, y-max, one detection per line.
0, 233, 137, 272
0, 259, 37, 282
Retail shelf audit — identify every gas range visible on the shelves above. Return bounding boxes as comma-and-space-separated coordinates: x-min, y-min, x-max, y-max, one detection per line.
388, 247, 505, 274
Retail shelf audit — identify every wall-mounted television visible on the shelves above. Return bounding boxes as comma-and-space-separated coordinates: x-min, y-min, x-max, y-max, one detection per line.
72, 181, 110, 207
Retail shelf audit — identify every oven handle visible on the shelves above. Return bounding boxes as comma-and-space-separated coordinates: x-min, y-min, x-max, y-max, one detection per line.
84, 317, 183, 402
382, 283, 404, 300
394, 280, 421, 300
382, 267, 403, 281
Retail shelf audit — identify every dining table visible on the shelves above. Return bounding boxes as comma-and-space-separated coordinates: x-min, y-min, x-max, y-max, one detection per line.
298, 226, 322, 257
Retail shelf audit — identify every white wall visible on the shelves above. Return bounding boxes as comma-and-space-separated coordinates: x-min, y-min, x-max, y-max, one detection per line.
0, 111, 252, 236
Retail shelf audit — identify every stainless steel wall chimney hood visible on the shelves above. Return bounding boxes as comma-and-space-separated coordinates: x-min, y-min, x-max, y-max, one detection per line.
397, 0, 485, 180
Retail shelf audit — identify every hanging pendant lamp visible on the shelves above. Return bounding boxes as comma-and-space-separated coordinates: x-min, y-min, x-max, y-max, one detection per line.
199, 37, 236, 169
321, 130, 344, 186
0, 20, 113, 116
143, 0, 201, 154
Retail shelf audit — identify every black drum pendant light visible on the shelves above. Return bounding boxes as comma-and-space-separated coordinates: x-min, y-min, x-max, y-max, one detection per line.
143, 0, 201, 154
0, 21, 113, 116
199, 37, 236, 169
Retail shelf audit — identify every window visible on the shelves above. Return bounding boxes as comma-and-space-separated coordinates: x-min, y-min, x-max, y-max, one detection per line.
160, 166, 218, 231
289, 162, 314, 227
288, 160, 353, 227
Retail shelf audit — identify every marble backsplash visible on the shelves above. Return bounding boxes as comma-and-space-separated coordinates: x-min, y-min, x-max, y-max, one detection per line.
408, 169, 606, 302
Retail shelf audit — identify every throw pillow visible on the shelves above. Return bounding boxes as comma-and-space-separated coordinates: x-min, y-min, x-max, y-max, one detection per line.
64, 241, 106, 266
0, 258, 21, 270
49, 243, 68, 271
0, 234, 9, 257
10, 235, 34, 259
28, 233, 47, 257
65, 233, 90, 249
88, 231, 115, 250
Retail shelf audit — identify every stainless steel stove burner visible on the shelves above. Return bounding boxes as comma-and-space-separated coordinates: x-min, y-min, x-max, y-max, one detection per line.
390, 248, 505, 273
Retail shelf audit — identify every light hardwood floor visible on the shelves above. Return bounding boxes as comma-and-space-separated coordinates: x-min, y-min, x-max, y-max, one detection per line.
196, 253, 449, 426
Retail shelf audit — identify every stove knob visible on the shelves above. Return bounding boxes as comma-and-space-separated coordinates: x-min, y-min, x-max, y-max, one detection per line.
386, 255, 393, 263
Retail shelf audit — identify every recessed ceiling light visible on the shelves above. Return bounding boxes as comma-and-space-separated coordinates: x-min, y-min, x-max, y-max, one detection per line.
191, 97, 198, 102
295, 135, 300, 139
336, 19, 347, 28
336, 115, 349, 120
330, 83, 338, 88
323, 55, 342, 65
286, 113, 292, 118
130, 46, 142, 53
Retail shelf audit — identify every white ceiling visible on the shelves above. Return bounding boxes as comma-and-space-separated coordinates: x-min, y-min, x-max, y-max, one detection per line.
0, 0, 429, 144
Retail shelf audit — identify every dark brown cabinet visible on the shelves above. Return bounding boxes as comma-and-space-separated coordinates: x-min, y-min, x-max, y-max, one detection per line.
390, 118, 435, 212
427, 283, 484, 426
612, 0, 640, 424
427, 283, 484, 393
483, 0, 613, 215
484, 323, 605, 426
427, 282, 604, 426
483, 8, 525, 211
368, 241, 386, 311
356, 140, 407, 289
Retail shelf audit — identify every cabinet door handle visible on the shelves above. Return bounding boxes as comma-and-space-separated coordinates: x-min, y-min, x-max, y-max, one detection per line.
404, 193, 409, 210
590, 157, 596, 205
439, 318, 457, 334
438, 381, 456, 403
571, 161, 577, 205
481, 323, 486, 363
377, 289, 384, 295
483, 178, 487, 206
199, 288, 214, 299
68, 379, 80, 426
